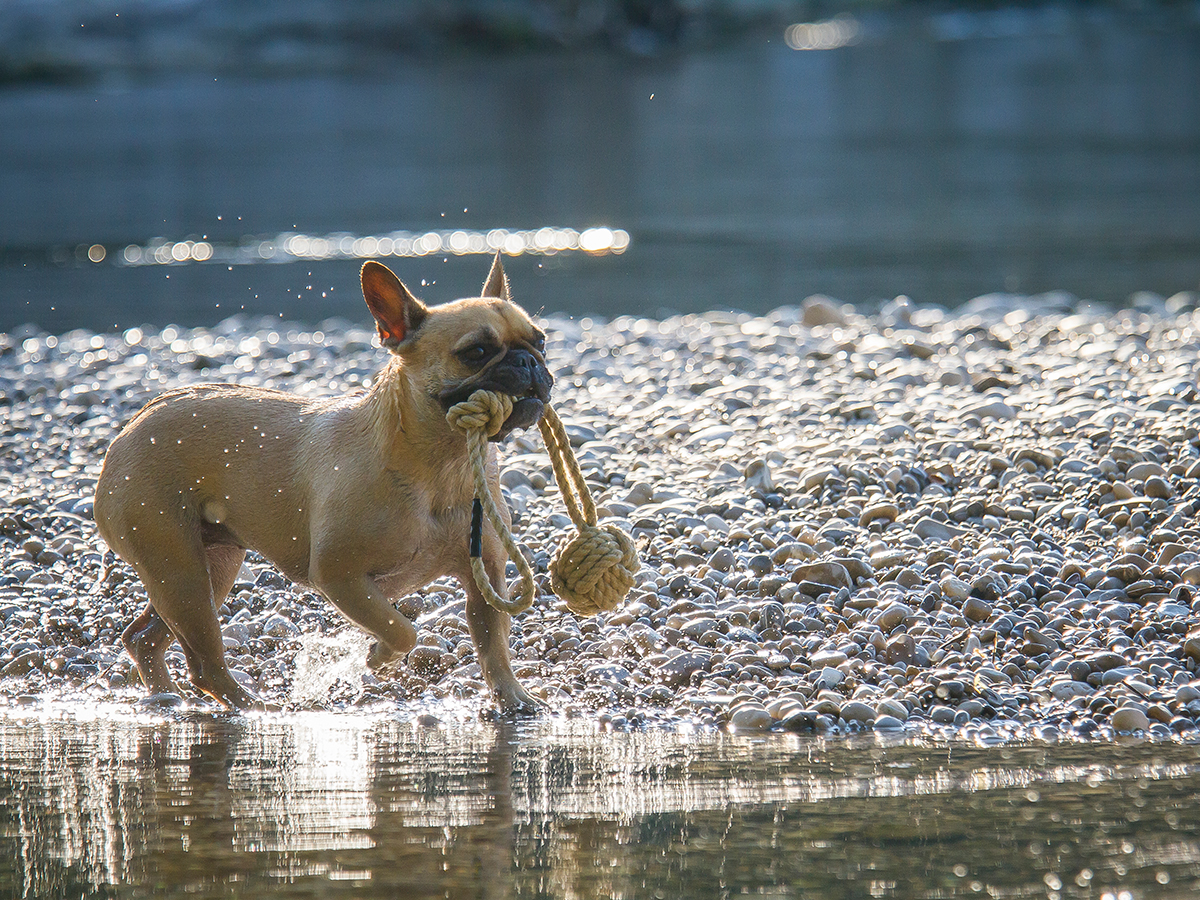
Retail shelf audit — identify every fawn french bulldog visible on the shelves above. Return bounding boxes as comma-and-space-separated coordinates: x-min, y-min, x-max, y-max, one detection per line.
94, 253, 551, 712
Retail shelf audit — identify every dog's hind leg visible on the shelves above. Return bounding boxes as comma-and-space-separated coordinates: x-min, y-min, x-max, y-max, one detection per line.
131, 535, 261, 710
122, 602, 177, 695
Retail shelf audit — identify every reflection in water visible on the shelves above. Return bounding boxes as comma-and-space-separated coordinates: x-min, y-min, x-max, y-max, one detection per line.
1, 709, 1198, 898
785, 16, 861, 52
113, 226, 631, 268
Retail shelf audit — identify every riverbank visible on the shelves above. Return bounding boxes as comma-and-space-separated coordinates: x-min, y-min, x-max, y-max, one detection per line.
2, 291, 1199, 741
5, 0, 1198, 84
0, 0, 821, 84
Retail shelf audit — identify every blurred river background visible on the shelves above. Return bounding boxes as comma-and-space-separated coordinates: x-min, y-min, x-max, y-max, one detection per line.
1, 0, 1199, 332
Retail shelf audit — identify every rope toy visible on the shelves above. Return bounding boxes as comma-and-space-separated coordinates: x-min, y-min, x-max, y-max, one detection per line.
447, 390, 640, 617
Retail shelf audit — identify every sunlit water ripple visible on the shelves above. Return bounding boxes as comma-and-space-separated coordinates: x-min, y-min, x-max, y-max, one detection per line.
82, 225, 630, 268
2, 704, 1198, 899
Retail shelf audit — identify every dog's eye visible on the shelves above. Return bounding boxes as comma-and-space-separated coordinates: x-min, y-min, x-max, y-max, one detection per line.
459, 343, 494, 365
531, 335, 546, 354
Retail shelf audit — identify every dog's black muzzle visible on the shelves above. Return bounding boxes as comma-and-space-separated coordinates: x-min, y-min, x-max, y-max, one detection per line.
441, 347, 553, 442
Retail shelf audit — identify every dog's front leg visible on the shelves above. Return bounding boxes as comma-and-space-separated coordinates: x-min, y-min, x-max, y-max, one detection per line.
462, 548, 541, 715
312, 569, 418, 669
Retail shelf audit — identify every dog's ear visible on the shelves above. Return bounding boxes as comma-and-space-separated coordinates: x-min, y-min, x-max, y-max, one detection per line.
481, 250, 510, 301
361, 261, 427, 349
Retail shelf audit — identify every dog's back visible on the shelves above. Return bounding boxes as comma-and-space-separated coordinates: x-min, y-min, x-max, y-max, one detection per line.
95, 384, 317, 569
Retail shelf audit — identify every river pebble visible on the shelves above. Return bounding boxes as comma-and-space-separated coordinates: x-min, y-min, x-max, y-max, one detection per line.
839, 701, 877, 724
729, 704, 775, 731
3, 296, 1200, 742
1110, 707, 1151, 733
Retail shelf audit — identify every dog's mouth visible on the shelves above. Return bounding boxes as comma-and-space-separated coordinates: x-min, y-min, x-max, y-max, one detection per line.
439, 347, 552, 442
496, 395, 544, 442
439, 386, 548, 442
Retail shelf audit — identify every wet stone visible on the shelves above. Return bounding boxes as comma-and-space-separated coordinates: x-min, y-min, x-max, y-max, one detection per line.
859, 503, 899, 528
885, 634, 916, 665
940, 576, 971, 603
139, 693, 185, 710
1110, 706, 1151, 733
790, 562, 852, 590
743, 459, 774, 494
876, 699, 908, 720
746, 554, 773, 576
708, 547, 735, 572
816, 667, 845, 690
1066, 660, 1092, 682
810, 650, 849, 669
876, 602, 910, 632
657, 653, 710, 688
930, 706, 957, 725
813, 698, 842, 718
800, 295, 847, 327
407, 646, 454, 678
913, 517, 965, 542
262, 615, 299, 639
780, 710, 817, 731
1144, 476, 1173, 499
962, 596, 993, 623
730, 704, 774, 731
839, 701, 876, 723
966, 399, 1017, 420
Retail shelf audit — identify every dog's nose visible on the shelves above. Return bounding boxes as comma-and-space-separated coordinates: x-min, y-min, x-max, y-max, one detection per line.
493, 346, 552, 402
506, 348, 538, 371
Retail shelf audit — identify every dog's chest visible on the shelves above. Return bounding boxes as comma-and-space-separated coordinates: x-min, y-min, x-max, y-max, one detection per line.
367, 499, 469, 593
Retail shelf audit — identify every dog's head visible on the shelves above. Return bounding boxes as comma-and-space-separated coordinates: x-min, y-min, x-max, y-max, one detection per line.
360, 254, 552, 441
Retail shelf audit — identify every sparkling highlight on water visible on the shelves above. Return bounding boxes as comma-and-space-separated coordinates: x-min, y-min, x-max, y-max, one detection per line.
104, 226, 630, 268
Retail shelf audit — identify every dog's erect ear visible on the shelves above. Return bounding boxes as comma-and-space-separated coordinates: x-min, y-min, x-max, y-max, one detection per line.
481, 250, 510, 301
361, 261, 428, 349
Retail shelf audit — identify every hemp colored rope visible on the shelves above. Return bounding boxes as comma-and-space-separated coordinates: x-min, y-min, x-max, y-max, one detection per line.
445, 390, 536, 615
447, 390, 640, 617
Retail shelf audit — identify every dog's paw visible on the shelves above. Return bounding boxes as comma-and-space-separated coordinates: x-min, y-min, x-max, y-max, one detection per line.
137, 691, 186, 711
489, 684, 545, 718
366, 640, 404, 672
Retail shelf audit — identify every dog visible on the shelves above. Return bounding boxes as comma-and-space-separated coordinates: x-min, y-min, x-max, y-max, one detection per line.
94, 253, 552, 712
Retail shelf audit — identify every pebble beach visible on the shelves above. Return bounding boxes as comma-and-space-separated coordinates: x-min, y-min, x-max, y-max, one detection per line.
3, 289, 1200, 742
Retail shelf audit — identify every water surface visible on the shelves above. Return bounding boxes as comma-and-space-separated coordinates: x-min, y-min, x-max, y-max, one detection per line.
2, 7, 1198, 331
2, 708, 1198, 898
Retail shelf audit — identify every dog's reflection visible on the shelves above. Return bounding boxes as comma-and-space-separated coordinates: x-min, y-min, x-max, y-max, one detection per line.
120, 719, 519, 897
369, 721, 519, 899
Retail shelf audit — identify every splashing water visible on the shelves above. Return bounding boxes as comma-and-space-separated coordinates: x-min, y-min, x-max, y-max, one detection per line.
289, 630, 373, 707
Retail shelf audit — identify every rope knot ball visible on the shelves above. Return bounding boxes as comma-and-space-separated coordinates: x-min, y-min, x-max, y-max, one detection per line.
550, 523, 640, 617
446, 389, 640, 618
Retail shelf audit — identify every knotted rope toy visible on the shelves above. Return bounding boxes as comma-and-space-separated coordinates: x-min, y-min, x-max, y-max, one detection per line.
446, 390, 640, 617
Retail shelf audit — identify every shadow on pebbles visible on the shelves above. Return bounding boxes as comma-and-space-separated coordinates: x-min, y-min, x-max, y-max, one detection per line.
2, 292, 1200, 742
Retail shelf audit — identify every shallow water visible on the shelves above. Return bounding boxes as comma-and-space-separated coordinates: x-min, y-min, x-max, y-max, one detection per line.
2, 707, 1198, 898
2, 7, 1199, 331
